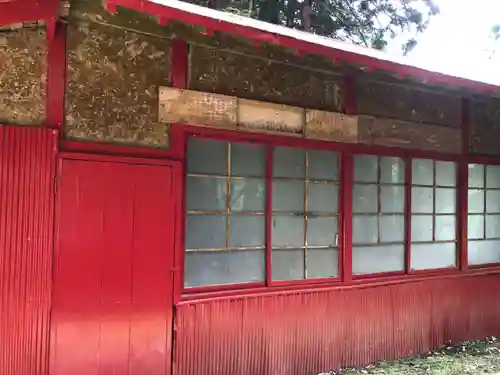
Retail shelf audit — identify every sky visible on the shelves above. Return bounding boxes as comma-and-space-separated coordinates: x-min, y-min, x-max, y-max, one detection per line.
387, 0, 500, 85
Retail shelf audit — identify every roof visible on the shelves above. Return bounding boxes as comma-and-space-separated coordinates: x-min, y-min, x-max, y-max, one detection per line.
107, 0, 499, 95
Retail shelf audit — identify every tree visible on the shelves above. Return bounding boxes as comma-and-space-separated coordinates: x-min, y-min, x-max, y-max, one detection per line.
197, 0, 439, 54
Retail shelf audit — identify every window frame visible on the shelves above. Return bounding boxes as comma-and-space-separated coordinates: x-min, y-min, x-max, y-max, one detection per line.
178, 125, 472, 299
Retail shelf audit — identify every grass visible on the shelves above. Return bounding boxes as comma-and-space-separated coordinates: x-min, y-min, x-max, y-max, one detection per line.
319, 338, 500, 375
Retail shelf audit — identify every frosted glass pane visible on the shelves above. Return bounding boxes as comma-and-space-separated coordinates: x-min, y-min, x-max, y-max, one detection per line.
412, 159, 434, 186
380, 215, 405, 242
380, 157, 405, 184
308, 183, 338, 213
231, 142, 266, 177
272, 215, 304, 247
307, 217, 338, 247
187, 138, 227, 175
184, 250, 264, 287
186, 214, 226, 249
468, 240, 500, 265
272, 249, 304, 280
353, 184, 378, 213
468, 189, 485, 213
486, 190, 500, 213
272, 181, 304, 212
273, 147, 305, 178
230, 179, 265, 212
307, 248, 339, 278
469, 164, 484, 188
486, 215, 500, 238
186, 176, 227, 211
354, 155, 378, 182
381, 186, 405, 213
352, 215, 378, 244
468, 215, 484, 240
436, 188, 456, 214
411, 242, 456, 270
436, 161, 457, 187
411, 215, 433, 242
435, 215, 456, 241
230, 215, 265, 248
308, 150, 339, 181
411, 187, 433, 213
352, 245, 404, 275
487, 165, 500, 188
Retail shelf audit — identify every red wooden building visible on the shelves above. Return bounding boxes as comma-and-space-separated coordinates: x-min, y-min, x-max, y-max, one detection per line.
2, 1, 500, 375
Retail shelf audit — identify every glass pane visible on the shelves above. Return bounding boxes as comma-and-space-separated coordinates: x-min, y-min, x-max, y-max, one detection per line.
308, 183, 338, 213
380, 215, 405, 243
308, 150, 339, 181
468, 215, 485, 240
486, 190, 500, 213
435, 215, 456, 241
184, 250, 264, 287
411, 215, 433, 242
411, 187, 434, 213
354, 155, 378, 183
435, 188, 456, 214
352, 215, 378, 244
352, 245, 405, 275
435, 161, 456, 187
468, 240, 500, 265
230, 179, 265, 212
230, 215, 265, 248
186, 176, 227, 211
186, 214, 226, 249
187, 138, 227, 175
412, 159, 434, 186
272, 215, 304, 247
273, 147, 305, 178
468, 189, 485, 214
307, 217, 338, 247
231, 142, 266, 177
486, 165, 500, 188
380, 157, 405, 184
381, 186, 405, 213
410, 242, 456, 270
468, 164, 484, 188
272, 181, 304, 212
307, 248, 339, 278
271, 249, 304, 280
353, 184, 378, 213
486, 215, 500, 238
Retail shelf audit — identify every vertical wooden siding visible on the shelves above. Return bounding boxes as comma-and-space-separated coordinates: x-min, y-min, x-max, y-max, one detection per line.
174, 274, 500, 375
0, 125, 57, 375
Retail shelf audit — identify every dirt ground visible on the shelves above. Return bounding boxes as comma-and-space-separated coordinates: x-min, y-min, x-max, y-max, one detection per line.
319, 338, 500, 375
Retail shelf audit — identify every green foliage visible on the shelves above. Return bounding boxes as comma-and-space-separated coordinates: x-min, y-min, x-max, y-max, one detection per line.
193, 0, 439, 54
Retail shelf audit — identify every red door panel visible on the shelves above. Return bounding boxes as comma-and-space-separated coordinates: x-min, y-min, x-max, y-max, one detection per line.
51, 158, 175, 375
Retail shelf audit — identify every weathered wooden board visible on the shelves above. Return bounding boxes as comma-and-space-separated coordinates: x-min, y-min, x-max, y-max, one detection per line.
306, 110, 358, 142
356, 78, 461, 128
0, 28, 46, 125
65, 21, 171, 147
159, 87, 237, 128
358, 116, 461, 153
237, 99, 303, 135
470, 97, 500, 155
189, 46, 344, 112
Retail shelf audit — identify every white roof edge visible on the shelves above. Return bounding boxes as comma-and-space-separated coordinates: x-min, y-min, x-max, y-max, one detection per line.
150, 0, 496, 87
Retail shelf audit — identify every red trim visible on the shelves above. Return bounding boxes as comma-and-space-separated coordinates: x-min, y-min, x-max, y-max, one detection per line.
108, 0, 500, 95
184, 282, 265, 294
59, 151, 173, 166
170, 39, 189, 89
265, 146, 273, 286
46, 21, 66, 129
0, 0, 58, 25
404, 156, 412, 273
459, 98, 470, 270
172, 161, 185, 304
342, 153, 353, 283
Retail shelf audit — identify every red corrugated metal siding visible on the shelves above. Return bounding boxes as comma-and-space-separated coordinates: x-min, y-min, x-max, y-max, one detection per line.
0, 125, 57, 375
174, 274, 500, 375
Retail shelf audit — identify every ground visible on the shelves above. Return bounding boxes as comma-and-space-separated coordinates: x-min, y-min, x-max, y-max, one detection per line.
319, 338, 500, 375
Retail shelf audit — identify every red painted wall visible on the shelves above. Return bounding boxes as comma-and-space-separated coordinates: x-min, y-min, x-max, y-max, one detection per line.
174, 273, 500, 375
0, 125, 57, 375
